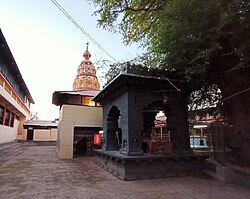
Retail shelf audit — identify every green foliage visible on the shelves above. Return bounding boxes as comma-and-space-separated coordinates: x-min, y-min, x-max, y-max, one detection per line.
90, 0, 250, 91
91, 0, 165, 44
188, 84, 222, 111
103, 61, 126, 85
91, 0, 249, 117
90, 0, 250, 165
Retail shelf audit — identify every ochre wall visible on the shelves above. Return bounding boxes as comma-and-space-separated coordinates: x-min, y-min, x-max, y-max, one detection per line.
57, 120, 74, 159
57, 104, 102, 159
17, 117, 26, 140
21, 129, 27, 140
59, 105, 102, 126
33, 129, 57, 141
50, 128, 57, 141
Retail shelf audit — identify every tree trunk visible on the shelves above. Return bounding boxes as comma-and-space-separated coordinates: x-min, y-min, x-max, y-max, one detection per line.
222, 88, 250, 166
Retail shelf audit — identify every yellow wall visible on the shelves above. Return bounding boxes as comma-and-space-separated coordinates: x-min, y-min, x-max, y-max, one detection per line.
57, 104, 102, 159
60, 105, 102, 126
50, 128, 57, 141
21, 129, 27, 140
17, 117, 26, 137
57, 120, 74, 159
33, 129, 57, 141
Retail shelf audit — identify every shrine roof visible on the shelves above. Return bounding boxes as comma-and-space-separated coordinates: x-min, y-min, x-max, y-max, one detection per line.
54, 90, 100, 96
93, 64, 183, 103
23, 120, 58, 128
52, 89, 100, 106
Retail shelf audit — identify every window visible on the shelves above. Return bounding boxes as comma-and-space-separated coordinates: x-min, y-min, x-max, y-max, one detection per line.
10, 112, 15, 127
0, 105, 3, 125
0, 63, 25, 101
4, 109, 10, 126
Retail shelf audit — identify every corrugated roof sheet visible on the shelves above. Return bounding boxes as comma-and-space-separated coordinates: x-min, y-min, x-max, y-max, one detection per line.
24, 120, 58, 127
56, 90, 100, 97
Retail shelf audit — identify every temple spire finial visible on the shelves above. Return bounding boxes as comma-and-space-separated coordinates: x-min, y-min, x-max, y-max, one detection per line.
83, 42, 91, 60
86, 42, 89, 51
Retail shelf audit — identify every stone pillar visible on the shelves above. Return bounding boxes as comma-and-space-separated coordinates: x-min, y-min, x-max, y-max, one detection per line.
169, 92, 192, 154
120, 92, 143, 155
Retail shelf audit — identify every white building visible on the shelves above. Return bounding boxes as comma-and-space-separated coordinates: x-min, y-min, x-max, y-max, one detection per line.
0, 29, 34, 143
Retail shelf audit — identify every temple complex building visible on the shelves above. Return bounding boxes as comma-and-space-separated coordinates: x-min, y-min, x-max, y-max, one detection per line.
0, 29, 34, 143
53, 44, 102, 159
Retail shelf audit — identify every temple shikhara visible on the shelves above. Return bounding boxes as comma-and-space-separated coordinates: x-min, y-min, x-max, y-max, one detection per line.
52, 44, 102, 159
73, 43, 100, 92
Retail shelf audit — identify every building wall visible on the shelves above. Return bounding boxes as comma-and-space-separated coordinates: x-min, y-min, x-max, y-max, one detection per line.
0, 119, 19, 143
33, 129, 57, 141
22, 129, 27, 140
50, 128, 57, 141
0, 74, 30, 117
1, 72, 31, 143
60, 105, 102, 126
0, 30, 33, 144
57, 104, 102, 159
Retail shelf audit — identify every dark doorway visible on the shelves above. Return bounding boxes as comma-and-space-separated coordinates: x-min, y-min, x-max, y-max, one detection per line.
106, 106, 121, 150
75, 138, 92, 155
27, 128, 34, 140
73, 127, 101, 157
143, 100, 170, 136
143, 100, 172, 153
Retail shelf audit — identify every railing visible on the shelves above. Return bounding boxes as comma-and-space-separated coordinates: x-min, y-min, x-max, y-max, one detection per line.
0, 73, 30, 113
190, 135, 208, 149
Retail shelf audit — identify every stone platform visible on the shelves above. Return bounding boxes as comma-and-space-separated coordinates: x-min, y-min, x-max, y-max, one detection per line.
94, 149, 208, 181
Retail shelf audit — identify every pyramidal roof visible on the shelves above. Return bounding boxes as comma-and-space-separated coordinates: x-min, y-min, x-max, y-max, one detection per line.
73, 43, 100, 91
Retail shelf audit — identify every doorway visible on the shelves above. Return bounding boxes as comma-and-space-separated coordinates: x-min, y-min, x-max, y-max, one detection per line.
27, 128, 34, 141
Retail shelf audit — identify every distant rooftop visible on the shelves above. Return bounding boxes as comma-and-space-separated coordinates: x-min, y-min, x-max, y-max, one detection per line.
23, 120, 58, 128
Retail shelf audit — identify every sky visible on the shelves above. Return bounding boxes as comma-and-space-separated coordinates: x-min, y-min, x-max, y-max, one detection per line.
0, 0, 141, 120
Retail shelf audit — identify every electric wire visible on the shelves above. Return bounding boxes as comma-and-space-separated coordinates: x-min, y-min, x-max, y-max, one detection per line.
50, 0, 119, 63
221, 87, 250, 101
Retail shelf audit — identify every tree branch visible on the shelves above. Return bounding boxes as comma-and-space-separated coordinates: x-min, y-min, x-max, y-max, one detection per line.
112, 1, 165, 14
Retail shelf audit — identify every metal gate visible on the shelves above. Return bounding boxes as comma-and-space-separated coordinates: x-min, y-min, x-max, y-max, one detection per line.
207, 122, 233, 165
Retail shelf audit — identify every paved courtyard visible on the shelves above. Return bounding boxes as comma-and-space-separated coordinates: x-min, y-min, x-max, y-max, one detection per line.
0, 143, 249, 199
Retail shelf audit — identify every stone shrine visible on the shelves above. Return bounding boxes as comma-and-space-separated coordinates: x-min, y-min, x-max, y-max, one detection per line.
93, 64, 207, 180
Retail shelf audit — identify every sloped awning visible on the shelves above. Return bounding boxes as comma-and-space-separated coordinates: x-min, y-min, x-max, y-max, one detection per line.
52, 90, 100, 106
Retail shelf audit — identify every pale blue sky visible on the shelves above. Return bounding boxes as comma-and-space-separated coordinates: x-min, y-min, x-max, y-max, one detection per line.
0, 0, 141, 119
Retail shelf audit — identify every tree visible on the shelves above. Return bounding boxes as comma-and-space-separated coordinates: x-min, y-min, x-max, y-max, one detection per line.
91, 0, 249, 84
30, 112, 38, 120
90, 0, 250, 165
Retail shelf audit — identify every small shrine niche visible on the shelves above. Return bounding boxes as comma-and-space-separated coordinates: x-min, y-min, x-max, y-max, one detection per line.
147, 111, 173, 154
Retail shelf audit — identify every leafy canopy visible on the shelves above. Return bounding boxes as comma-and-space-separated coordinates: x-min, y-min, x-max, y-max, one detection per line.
91, 0, 250, 91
